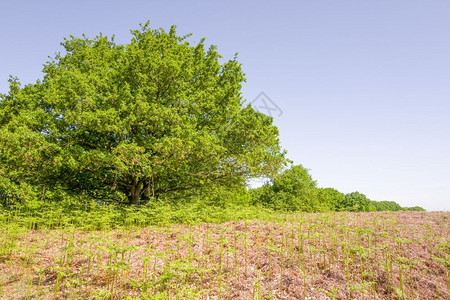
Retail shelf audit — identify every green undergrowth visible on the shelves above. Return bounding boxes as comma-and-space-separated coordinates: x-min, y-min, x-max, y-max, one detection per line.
0, 199, 277, 230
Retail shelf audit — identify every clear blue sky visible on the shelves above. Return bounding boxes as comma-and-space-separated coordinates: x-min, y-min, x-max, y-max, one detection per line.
1, 0, 449, 210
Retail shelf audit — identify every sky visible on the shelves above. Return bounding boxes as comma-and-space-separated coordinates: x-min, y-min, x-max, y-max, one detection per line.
0, 0, 449, 211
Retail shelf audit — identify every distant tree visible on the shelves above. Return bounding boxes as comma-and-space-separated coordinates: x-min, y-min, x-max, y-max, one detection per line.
341, 192, 375, 212
0, 23, 286, 205
403, 206, 426, 212
371, 200, 402, 212
252, 165, 324, 212
317, 187, 346, 211
250, 168, 425, 213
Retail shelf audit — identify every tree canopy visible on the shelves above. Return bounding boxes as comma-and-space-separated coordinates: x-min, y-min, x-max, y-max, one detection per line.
0, 23, 286, 205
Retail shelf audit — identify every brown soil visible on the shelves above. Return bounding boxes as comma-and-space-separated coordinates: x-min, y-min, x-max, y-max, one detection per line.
0, 211, 449, 299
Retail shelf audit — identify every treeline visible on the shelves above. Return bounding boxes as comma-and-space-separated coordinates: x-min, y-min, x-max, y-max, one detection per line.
250, 165, 425, 212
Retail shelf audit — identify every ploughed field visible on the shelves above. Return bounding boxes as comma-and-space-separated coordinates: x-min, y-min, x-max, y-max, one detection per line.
0, 212, 449, 299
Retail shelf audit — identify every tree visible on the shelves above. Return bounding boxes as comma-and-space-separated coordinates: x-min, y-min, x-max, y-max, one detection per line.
252, 165, 324, 212
0, 23, 286, 205
371, 200, 402, 212
403, 206, 426, 212
341, 192, 374, 212
317, 187, 345, 211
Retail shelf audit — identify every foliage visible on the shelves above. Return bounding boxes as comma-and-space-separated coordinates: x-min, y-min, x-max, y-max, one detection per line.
0, 187, 269, 230
252, 165, 325, 212
402, 206, 426, 212
0, 23, 286, 205
317, 187, 346, 211
371, 200, 402, 212
341, 191, 375, 212
251, 165, 424, 213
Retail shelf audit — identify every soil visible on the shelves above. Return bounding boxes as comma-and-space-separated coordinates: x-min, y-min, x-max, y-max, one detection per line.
0, 211, 449, 299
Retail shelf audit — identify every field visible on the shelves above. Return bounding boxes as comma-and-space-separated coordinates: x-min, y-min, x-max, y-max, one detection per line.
0, 211, 449, 299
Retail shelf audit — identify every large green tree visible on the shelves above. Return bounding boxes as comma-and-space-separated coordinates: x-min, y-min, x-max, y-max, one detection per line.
0, 23, 286, 205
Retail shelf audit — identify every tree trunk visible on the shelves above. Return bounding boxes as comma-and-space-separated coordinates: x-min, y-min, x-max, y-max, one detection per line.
129, 180, 142, 205
127, 179, 157, 205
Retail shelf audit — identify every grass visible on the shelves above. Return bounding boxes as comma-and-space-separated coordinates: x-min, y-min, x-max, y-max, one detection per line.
0, 211, 449, 299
